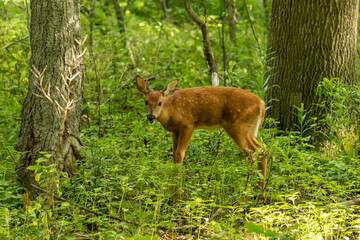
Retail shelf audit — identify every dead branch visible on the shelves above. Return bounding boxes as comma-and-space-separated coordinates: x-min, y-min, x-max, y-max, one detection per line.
337, 198, 360, 207
126, 40, 137, 68
182, 0, 219, 86
0, 35, 30, 51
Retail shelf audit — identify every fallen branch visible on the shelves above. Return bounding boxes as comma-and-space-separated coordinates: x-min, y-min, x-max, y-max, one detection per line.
337, 197, 360, 207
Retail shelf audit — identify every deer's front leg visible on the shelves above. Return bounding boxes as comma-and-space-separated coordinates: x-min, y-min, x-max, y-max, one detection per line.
172, 131, 178, 159
257, 152, 268, 193
174, 127, 193, 163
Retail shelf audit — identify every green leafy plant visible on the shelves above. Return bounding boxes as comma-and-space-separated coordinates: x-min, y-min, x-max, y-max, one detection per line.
1, 1, 360, 239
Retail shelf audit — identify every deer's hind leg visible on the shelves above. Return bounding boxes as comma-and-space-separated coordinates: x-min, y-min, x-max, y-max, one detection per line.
223, 123, 267, 195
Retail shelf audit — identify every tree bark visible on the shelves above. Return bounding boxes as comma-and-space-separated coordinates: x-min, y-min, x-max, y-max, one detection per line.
227, 0, 237, 45
113, 0, 125, 33
265, 0, 359, 131
159, 0, 173, 23
15, 0, 84, 198
182, 0, 219, 86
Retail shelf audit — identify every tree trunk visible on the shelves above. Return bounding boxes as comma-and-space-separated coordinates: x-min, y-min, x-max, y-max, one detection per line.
159, 0, 173, 23
182, 0, 219, 86
14, 0, 83, 199
113, 0, 125, 33
227, 0, 237, 45
265, 0, 359, 131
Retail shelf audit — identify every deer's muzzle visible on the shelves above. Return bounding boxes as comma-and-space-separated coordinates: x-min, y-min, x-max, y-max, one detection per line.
147, 115, 155, 122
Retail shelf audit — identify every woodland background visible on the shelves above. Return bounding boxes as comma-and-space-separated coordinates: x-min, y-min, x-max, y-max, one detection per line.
1, 0, 360, 239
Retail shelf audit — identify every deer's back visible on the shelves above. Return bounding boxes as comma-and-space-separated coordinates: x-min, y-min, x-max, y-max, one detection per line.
166, 86, 263, 129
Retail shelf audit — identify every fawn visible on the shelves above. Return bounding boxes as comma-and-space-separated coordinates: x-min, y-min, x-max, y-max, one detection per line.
136, 75, 267, 193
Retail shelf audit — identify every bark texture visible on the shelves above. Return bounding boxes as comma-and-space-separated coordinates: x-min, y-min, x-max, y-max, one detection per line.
182, 0, 219, 86
265, 0, 359, 130
113, 0, 125, 33
15, 0, 83, 198
227, 0, 237, 45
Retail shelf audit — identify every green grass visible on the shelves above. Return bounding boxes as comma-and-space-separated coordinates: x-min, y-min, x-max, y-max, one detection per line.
1, 95, 359, 239
1, 1, 360, 239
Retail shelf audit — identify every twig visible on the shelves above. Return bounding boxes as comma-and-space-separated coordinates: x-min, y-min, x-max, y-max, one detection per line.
242, 0, 259, 44
201, 206, 223, 230
15, 43, 29, 48
30, 184, 125, 222
144, 76, 156, 82
0, 35, 30, 51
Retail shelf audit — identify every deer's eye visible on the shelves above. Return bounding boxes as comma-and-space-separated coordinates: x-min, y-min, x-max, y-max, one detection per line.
158, 101, 162, 106
145, 100, 148, 105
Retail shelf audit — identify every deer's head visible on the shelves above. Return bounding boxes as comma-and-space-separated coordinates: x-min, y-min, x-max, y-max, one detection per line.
136, 75, 178, 122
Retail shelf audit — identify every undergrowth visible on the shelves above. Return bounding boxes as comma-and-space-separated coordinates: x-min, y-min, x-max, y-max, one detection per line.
1, 78, 359, 239
1, 1, 360, 239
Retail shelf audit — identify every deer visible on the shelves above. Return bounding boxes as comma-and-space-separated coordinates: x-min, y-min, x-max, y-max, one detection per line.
135, 75, 267, 195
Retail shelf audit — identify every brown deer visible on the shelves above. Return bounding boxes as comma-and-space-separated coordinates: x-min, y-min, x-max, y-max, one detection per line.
135, 75, 267, 193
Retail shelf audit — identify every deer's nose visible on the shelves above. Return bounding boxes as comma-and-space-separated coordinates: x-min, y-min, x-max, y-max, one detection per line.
147, 115, 155, 122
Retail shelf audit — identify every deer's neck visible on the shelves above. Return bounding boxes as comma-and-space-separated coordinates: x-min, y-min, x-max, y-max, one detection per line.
156, 98, 173, 129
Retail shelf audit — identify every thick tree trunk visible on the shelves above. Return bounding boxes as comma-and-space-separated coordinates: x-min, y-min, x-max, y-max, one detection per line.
15, 0, 83, 198
265, 0, 359, 130
182, 0, 219, 86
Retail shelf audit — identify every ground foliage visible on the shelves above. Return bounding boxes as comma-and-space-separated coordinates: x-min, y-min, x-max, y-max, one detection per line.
1, 0, 360, 239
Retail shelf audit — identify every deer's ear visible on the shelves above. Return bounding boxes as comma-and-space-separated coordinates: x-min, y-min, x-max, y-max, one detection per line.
161, 80, 178, 97
135, 75, 150, 95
